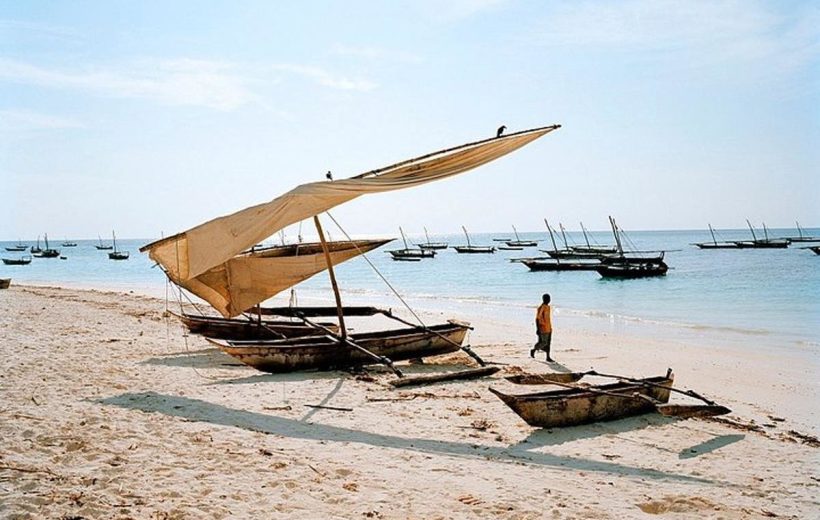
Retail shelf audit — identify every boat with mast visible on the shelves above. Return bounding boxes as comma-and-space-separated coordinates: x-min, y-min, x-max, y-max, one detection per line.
140, 124, 560, 374
787, 221, 819, 243
569, 222, 616, 255
5, 240, 27, 252
543, 222, 607, 259
415, 227, 448, 250
596, 217, 668, 278
62, 237, 77, 247
505, 225, 538, 247
453, 226, 496, 254
33, 234, 60, 258
30, 236, 42, 254
522, 219, 600, 271
388, 227, 435, 261
693, 224, 740, 249
95, 234, 113, 250
108, 231, 130, 260
733, 220, 789, 248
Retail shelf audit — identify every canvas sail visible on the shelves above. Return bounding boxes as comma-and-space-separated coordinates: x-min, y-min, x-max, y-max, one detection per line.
141, 125, 560, 286
185, 239, 390, 317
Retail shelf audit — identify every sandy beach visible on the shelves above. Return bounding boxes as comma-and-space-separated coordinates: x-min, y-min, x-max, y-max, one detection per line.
0, 284, 817, 519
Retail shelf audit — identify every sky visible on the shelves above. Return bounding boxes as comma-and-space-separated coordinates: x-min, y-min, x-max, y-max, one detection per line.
1, 0, 818, 240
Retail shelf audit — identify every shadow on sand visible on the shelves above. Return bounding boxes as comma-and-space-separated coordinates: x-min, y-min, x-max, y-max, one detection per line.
679, 434, 745, 459
97, 391, 715, 484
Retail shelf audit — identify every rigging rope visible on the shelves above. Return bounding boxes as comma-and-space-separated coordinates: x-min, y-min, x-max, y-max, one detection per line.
324, 211, 428, 329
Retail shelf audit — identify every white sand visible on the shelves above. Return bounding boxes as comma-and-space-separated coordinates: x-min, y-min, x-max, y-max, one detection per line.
0, 284, 817, 519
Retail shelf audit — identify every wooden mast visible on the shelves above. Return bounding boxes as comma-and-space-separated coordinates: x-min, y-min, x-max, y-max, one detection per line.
609, 216, 624, 256
314, 216, 347, 338
746, 219, 758, 241
580, 222, 591, 247
424, 226, 431, 246
462, 226, 471, 247
559, 223, 570, 249
399, 226, 409, 250
513, 225, 521, 241
708, 224, 717, 245
544, 218, 559, 253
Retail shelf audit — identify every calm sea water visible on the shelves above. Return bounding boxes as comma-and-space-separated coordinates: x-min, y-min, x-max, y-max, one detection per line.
2, 228, 818, 349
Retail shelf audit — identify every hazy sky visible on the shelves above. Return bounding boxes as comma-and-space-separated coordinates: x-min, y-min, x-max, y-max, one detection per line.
2, 0, 818, 240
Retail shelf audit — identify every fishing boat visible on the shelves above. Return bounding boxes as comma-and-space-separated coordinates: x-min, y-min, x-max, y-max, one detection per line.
415, 227, 448, 250
693, 224, 740, 249
95, 234, 113, 250
62, 238, 78, 247
505, 225, 538, 247
596, 217, 668, 278
108, 231, 130, 260
207, 321, 469, 372
2, 255, 32, 265
33, 234, 60, 258
453, 226, 496, 254
30, 236, 42, 254
388, 227, 436, 260
806, 246, 820, 255
522, 219, 601, 271
5, 240, 26, 252
140, 124, 560, 374
733, 220, 789, 248
489, 371, 674, 428
568, 222, 617, 255
172, 311, 339, 340
787, 221, 819, 243
0, 278, 10, 289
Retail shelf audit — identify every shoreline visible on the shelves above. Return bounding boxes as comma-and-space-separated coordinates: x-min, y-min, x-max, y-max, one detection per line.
1, 284, 817, 518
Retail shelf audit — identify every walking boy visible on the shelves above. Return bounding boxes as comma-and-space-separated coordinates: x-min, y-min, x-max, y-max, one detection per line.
531, 293, 554, 361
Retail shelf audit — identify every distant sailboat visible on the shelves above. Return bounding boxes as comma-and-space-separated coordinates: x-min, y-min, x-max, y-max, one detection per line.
415, 227, 448, 250
596, 217, 668, 278
733, 220, 789, 248
522, 219, 600, 271
786, 221, 818, 243
62, 237, 77, 247
505, 225, 538, 247
30, 236, 42, 254
108, 231, 130, 260
5, 239, 26, 252
96, 234, 113, 250
693, 224, 740, 249
388, 227, 435, 261
453, 226, 495, 254
33, 234, 60, 258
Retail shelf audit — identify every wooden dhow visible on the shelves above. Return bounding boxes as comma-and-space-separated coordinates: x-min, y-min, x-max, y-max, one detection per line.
140, 124, 561, 374
2, 255, 32, 266
453, 226, 496, 254
415, 227, 449, 250
524, 219, 601, 271
693, 224, 740, 249
108, 231, 130, 260
388, 227, 436, 260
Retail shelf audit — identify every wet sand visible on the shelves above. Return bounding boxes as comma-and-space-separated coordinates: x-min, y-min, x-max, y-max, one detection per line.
0, 284, 817, 519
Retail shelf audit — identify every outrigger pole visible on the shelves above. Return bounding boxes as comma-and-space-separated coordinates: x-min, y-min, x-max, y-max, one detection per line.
313, 215, 403, 377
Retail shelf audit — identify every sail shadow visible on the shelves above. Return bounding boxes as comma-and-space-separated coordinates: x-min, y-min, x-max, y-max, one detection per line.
140, 349, 239, 369
679, 434, 745, 459
510, 415, 677, 450
97, 392, 713, 485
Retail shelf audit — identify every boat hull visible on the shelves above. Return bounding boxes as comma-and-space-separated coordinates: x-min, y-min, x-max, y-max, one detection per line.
694, 243, 740, 249
175, 312, 338, 340
389, 248, 435, 259
0, 278, 10, 289
416, 243, 448, 250
213, 321, 470, 372
523, 260, 600, 271
596, 262, 668, 278
453, 246, 495, 254
490, 374, 673, 428
2, 256, 32, 265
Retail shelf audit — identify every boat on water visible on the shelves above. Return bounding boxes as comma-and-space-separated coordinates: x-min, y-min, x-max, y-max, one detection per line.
489, 371, 674, 428
5, 240, 27, 252
733, 220, 789, 248
108, 231, 130, 260
522, 219, 601, 271
2, 255, 32, 266
30, 236, 42, 254
0, 278, 10, 289
95, 234, 113, 250
453, 226, 496, 254
140, 124, 560, 373
806, 246, 820, 255
33, 234, 60, 258
568, 222, 617, 255
504, 225, 538, 247
786, 221, 819, 243
388, 227, 436, 260
596, 217, 668, 278
415, 227, 448, 250
62, 238, 78, 247
693, 224, 740, 249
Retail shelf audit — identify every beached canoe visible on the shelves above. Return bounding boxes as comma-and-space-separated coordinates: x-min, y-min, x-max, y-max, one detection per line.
207, 320, 470, 373
490, 372, 673, 428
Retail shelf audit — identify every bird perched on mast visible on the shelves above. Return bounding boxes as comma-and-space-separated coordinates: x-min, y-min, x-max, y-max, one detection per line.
325, 170, 333, 180
496, 125, 507, 138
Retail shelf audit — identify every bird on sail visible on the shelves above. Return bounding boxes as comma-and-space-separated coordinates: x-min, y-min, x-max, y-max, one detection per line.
496, 125, 507, 138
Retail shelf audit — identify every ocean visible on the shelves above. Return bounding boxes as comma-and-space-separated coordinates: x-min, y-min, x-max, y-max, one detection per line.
2, 228, 818, 350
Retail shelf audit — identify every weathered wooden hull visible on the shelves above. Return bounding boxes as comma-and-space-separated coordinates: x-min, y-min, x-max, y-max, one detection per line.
211, 321, 470, 373
733, 240, 789, 249
490, 374, 673, 428
416, 243, 449, 250
694, 242, 740, 249
389, 248, 435, 259
108, 252, 130, 260
34, 249, 60, 258
2, 256, 32, 265
4, 246, 26, 252
544, 249, 605, 259
505, 240, 538, 247
175, 311, 337, 340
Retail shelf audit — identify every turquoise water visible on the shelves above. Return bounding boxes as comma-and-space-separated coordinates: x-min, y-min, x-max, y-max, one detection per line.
2, 228, 818, 348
